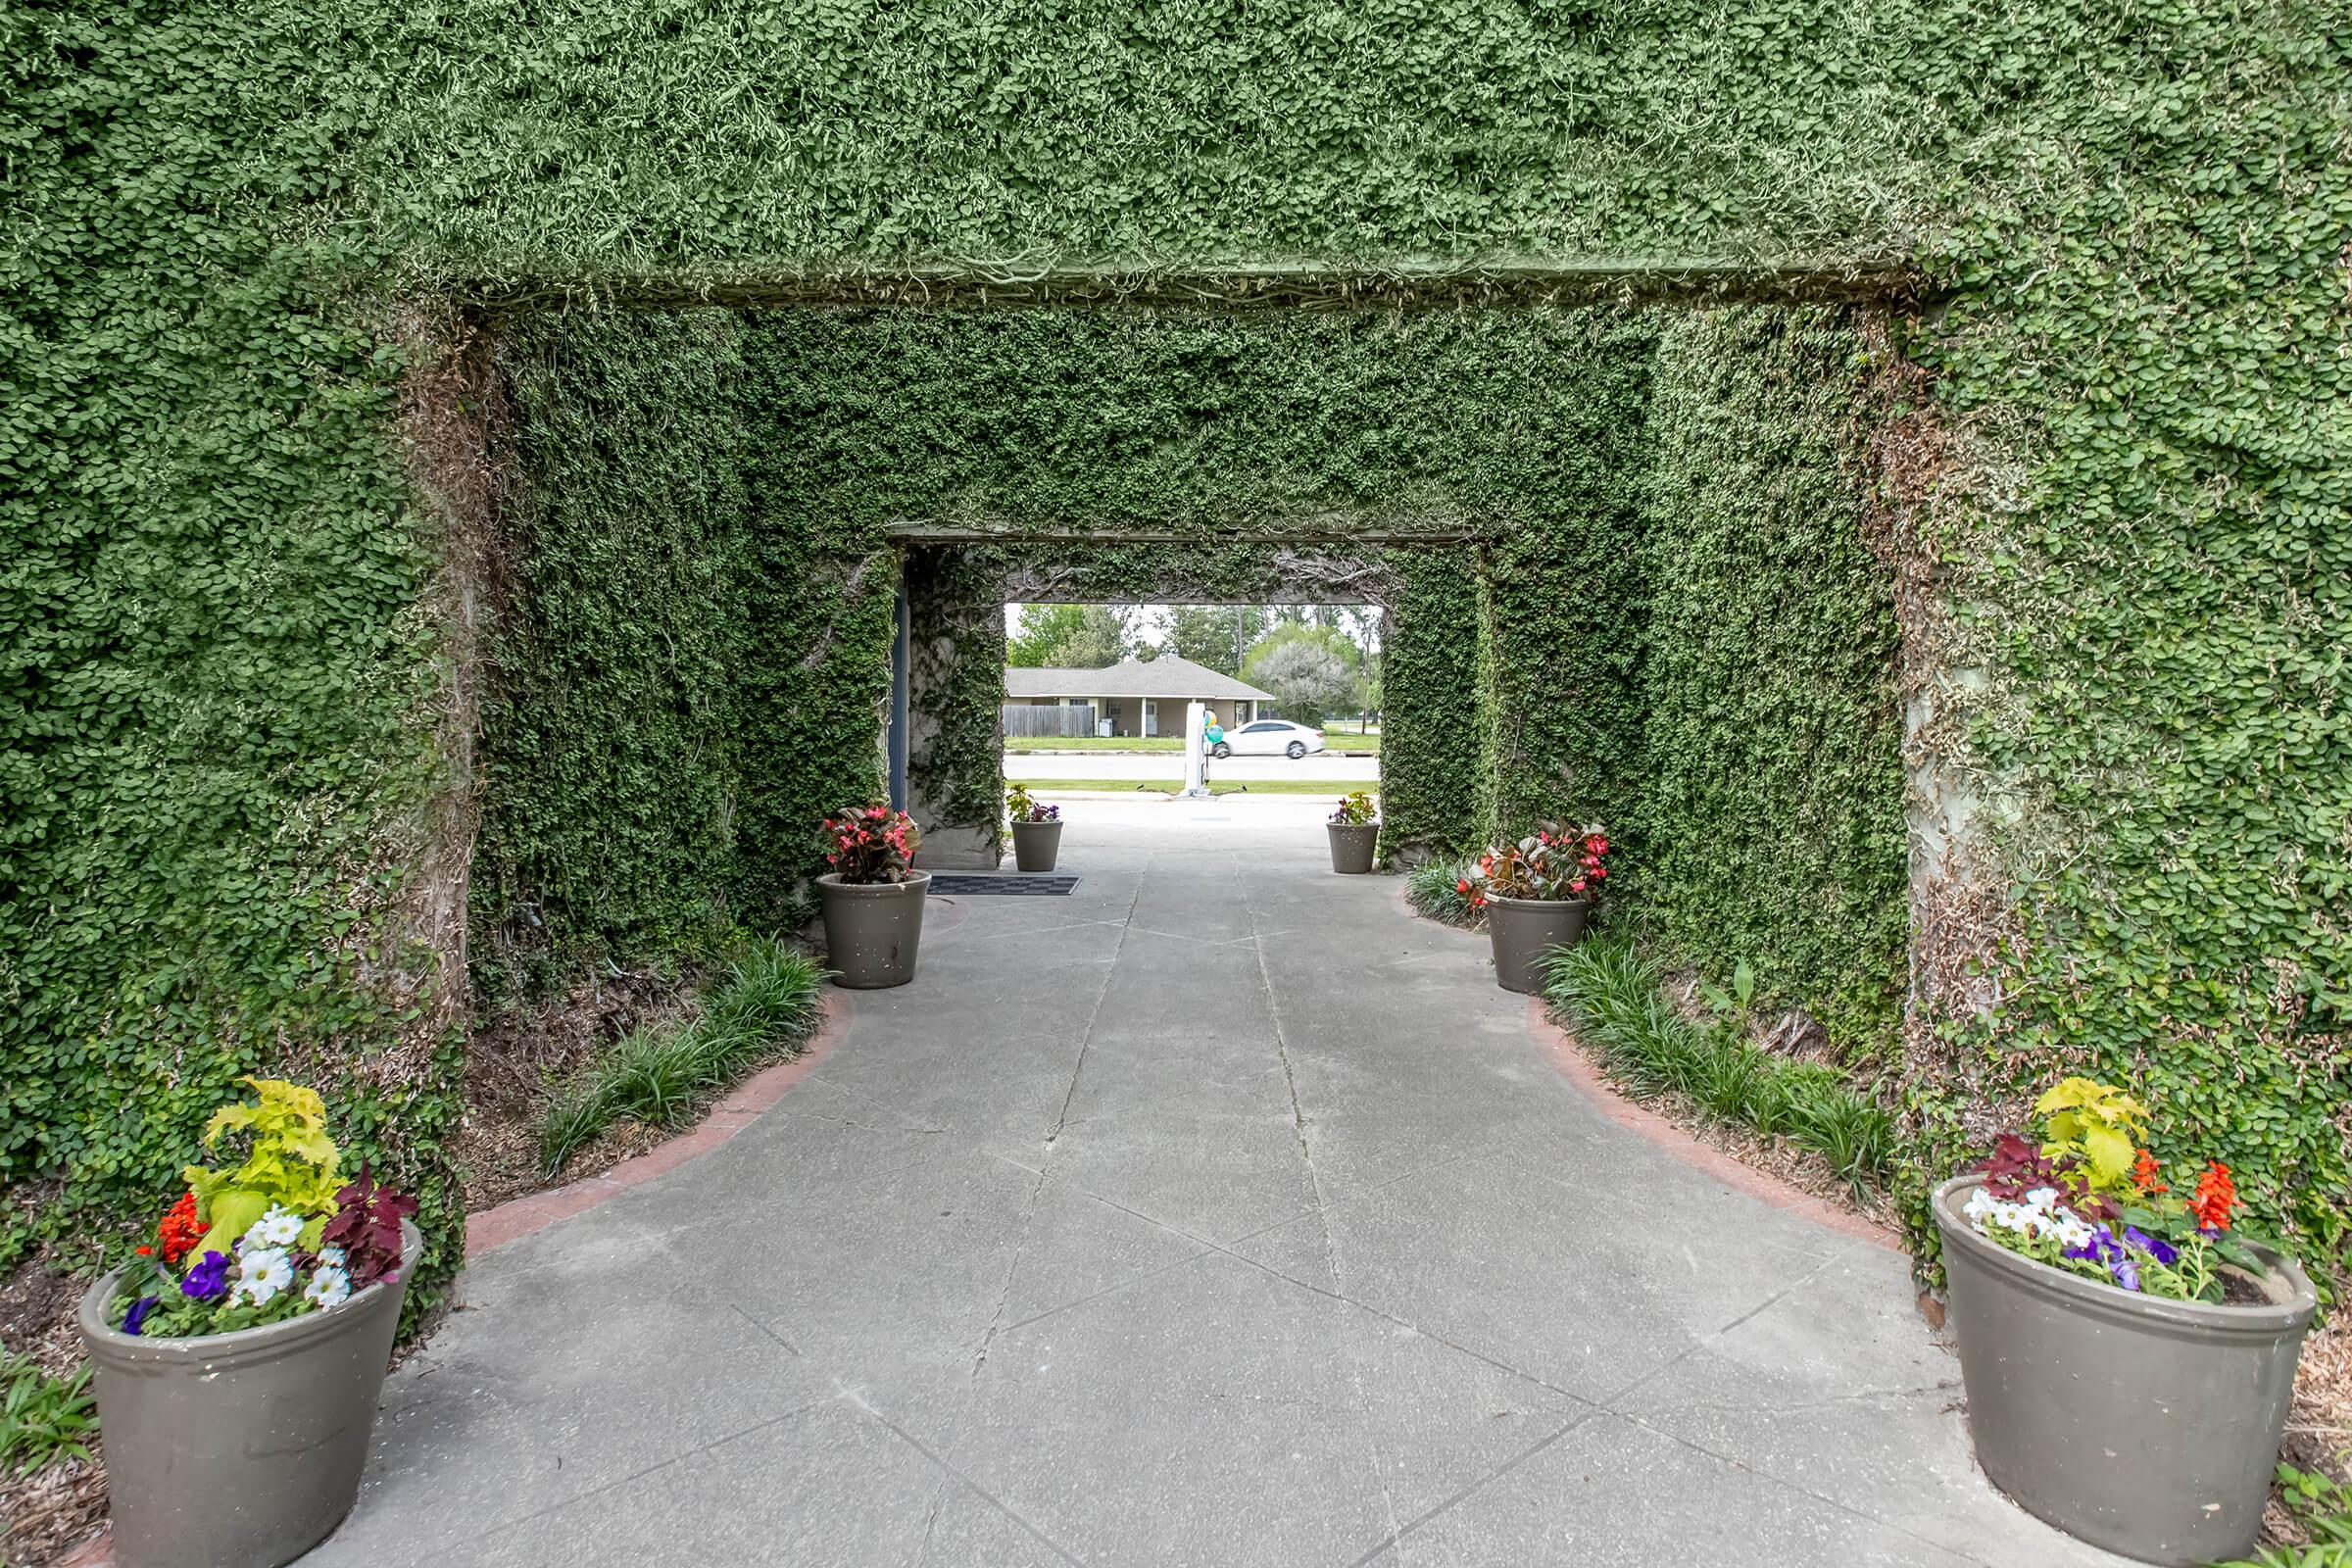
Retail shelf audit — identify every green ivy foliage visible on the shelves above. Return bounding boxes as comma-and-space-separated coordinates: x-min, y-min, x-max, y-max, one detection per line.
756, 309, 1660, 858
6, 0, 2346, 1293
1901, 5, 2351, 1272
1635, 309, 1909, 1061
1475, 318, 1659, 841
0, 8, 456, 1284
470, 313, 764, 1009
476, 311, 897, 1001
1380, 549, 1487, 859
904, 545, 1012, 857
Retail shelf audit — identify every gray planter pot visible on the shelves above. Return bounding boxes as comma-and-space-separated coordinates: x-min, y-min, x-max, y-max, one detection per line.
1326, 822, 1379, 873
1010, 819, 1062, 872
817, 870, 930, 988
1933, 1175, 2316, 1566
76, 1219, 424, 1568
1483, 895, 1590, 994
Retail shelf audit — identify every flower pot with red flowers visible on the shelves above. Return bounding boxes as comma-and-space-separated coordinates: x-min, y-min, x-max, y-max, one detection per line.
1933, 1078, 2316, 1567
1325, 791, 1379, 873
75, 1079, 425, 1568
816, 802, 929, 988
1006, 784, 1063, 872
1461, 824, 1607, 994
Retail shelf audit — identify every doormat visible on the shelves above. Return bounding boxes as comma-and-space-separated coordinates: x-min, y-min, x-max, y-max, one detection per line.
927, 874, 1080, 897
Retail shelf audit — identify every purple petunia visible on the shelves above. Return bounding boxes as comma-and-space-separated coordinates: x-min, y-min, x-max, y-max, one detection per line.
122, 1295, 159, 1335
2108, 1253, 2141, 1291
2067, 1224, 2118, 1265
2124, 1226, 2179, 1266
181, 1249, 231, 1301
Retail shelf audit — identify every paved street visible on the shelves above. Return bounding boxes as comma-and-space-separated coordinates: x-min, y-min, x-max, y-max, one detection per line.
1006, 752, 1380, 782
306, 799, 2122, 1568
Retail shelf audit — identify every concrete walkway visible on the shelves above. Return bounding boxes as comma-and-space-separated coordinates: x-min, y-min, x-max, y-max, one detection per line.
308, 800, 2122, 1568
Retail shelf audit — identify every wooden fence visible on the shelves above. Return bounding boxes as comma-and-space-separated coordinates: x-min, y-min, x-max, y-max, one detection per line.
1002, 703, 1099, 738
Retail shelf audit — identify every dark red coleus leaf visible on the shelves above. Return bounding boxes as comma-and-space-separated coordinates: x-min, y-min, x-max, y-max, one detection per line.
1981, 1133, 2063, 1199
322, 1162, 419, 1288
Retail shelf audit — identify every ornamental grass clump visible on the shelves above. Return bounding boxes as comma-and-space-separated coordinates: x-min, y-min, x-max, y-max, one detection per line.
1405, 858, 1482, 927
1461, 823, 1608, 906
820, 802, 921, 882
108, 1079, 416, 1339
1961, 1078, 2283, 1303
535, 941, 826, 1176
1545, 937, 1893, 1196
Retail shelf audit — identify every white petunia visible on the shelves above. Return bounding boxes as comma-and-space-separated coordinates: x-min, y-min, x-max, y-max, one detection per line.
2023, 1187, 2061, 1212
241, 1205, 305, 1251
317, 1245, 347, 1268
231, 1246, 296, 1306
303, 1265, 352, 1309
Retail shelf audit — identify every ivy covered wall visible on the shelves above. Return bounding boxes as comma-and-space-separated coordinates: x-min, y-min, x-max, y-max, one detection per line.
470, 314, 760, 1008
1473, 318, 1659, 842
474, 312, 898, 1000
1380, 549, 1487, 860
755, 309, 1660, 867
1635, 308, 1909, 1062
6, 0, 2344, 1287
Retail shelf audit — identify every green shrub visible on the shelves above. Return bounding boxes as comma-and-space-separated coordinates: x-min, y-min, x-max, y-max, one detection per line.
1403, 860, 1483, 928
534, 942, 825, 1177
1, 1354, 95, 1478
1544, 935, 1894, 1197
2214, 1466, 2352, 1566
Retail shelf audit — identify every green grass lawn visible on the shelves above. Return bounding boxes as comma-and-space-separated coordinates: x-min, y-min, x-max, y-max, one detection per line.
1004, 730, 1381, 755
1004, 735, 1185, 752
1006, 777, 1358, 796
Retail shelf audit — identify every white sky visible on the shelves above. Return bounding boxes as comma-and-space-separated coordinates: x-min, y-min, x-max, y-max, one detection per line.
1003, 603, 1174, 639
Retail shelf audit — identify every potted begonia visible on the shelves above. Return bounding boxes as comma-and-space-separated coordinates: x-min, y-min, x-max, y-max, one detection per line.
816, 802, 928, 988
1326, 791, 1379, 873
1006, 784, 1063, 872
1934, 1078, 2317, 1566
1460, 823, 1606, 993
75, 1078, 423, 1568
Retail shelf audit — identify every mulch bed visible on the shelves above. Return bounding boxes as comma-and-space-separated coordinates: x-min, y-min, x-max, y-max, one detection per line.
450, 966, 700, 1212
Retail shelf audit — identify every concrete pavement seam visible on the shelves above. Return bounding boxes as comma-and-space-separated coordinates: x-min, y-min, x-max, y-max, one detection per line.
836, 1389, 1088, 1567
1043, 864, 1149, 1147
1236, 851, 1409, 1562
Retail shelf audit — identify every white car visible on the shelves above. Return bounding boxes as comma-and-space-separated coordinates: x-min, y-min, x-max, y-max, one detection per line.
1212, 719, 1325, 760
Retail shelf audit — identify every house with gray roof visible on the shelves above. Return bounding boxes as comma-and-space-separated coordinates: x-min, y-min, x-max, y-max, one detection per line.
1004, 656, 1275, 738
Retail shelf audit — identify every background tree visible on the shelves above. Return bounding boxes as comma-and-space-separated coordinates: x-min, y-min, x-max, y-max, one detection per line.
1244, 622, 1361, 720
1008, 604, 1130, 667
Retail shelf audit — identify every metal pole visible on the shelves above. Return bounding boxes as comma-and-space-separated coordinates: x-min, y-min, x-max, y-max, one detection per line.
887, 583, 910, 810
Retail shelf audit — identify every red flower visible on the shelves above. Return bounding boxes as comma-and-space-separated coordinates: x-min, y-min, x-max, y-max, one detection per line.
1569, 877, 1587, 894
157, 1191, 204, 1265
2190, 1161, 2236, 1231
1456, 877, 1471, 894
2132, 1149, 2167, 1195
135, 1245, 153, 1256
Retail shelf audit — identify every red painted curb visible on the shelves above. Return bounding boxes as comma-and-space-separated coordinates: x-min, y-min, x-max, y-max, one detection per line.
464, 988, 854, 1255
1523, 996, 1902, 1253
